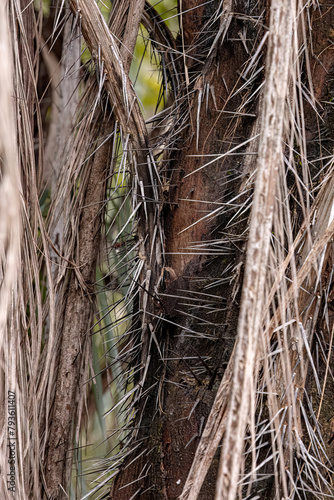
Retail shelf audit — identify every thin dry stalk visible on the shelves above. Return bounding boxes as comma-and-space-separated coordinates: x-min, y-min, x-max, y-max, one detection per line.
0, 2, 21, 332
216, 1, 295, 497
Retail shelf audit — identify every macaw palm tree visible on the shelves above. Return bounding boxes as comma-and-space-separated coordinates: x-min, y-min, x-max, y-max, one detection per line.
1, 1, 334, 499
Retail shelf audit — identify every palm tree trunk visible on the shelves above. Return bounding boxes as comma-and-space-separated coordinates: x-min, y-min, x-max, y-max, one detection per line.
110, 1, 266, 497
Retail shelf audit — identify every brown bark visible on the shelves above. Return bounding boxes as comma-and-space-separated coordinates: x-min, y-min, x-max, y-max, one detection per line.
110, 1, 266, 498
44, 2, 150, 497
44, 122, 111, 499
110, 1, 334, 499
301, 0, 334, 477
